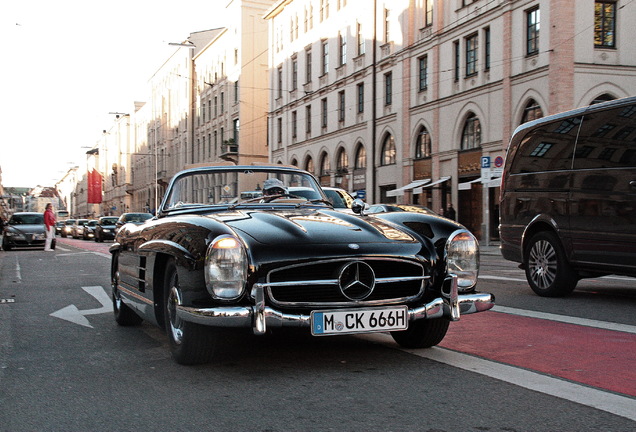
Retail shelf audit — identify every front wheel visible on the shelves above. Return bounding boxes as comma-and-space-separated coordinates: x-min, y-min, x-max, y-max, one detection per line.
163, 259, 217, 365
391, 319, 450, 349
524, 231, 578, 297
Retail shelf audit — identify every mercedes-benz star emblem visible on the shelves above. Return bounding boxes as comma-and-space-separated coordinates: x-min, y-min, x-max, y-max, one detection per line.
338, 261, 376, 301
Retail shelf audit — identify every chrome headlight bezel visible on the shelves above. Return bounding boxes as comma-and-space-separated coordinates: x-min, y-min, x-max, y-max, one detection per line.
204, 234, 248, 301
444, 229, 479, 292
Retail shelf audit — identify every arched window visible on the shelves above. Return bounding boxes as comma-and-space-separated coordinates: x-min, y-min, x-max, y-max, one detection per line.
336, 148, 349, 173
461, 113, 481, 150
591, 93, 616, 105
320, 153, 330, 176
381, 135, 396, 165
414, 126, 431, 159
290, 158, 298, 167
305, 156, 314, 174
522, 99, 543, 124
355, 144, 366, 169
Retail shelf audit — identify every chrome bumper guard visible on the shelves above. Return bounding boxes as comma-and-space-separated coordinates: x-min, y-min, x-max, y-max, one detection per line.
176, 274, 495, 335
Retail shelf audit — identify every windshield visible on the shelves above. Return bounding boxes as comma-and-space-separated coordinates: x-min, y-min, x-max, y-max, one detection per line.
10, 214, 44, 225
101, 217, 119, 224
162, 167, 327, 211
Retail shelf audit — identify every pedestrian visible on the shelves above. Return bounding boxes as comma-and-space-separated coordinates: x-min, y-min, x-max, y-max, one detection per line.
43, 203, 56, 251
446, 204, 456, 221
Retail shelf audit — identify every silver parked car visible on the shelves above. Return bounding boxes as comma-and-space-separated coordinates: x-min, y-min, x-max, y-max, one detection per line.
2, 212, 47, 250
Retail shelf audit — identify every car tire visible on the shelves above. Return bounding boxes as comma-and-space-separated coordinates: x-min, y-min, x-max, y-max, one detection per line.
524, 231, 578, 297
111, 253, 143, 326
2, 239, 12, 251
163, 259, 217, 365
390, 318, 450, 349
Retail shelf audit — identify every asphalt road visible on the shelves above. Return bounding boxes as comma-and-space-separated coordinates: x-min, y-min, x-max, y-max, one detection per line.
1, 238, 635, 431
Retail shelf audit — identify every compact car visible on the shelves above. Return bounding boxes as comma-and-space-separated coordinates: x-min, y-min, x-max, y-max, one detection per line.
71, 219, 89, 239
61, 219, 75, 238
55, 221, 65, 236
94, 216, 119, 242
110, 165, 494, 365
2, 212, 47, 250
82, 220, 98, 240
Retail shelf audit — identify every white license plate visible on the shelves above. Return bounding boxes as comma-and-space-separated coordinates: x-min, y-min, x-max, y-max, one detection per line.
311, 306, 408, 336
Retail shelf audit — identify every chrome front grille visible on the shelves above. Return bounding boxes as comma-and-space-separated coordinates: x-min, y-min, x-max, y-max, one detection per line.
265, 258, 429, 308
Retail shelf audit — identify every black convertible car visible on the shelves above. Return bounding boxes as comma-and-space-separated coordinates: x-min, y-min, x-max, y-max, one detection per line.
111, 165, 494, 364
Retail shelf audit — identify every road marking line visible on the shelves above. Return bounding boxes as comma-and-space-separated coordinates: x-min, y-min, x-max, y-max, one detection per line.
14, 256, 21, 283
49, 286, 111, 328
493, 305, 636, 334
361, 333, 636, 422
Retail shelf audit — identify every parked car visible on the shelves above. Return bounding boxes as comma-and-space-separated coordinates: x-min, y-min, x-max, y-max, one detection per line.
61, 219, 75, 238
287, 186, 354, 210
499, 96, 636, 297
55, 221, 65, 236
82, 220, 98, 240
115, 212, 153, 233
94, 216, 119, 242
366, 204, 437, 216
2, 212, 47, 250
71, 219, 89, 239
111, 165, 494, 365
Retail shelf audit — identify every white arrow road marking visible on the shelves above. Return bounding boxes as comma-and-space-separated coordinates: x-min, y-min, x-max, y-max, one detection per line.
50, 286, 111, 328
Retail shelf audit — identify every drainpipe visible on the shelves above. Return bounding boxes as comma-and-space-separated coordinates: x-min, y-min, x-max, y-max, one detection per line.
370, 0, 377, 203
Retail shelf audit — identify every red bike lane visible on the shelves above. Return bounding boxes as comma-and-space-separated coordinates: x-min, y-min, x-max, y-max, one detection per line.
440, 311, 636, 397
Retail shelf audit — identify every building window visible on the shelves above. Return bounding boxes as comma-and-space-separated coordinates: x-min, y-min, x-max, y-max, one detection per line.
461, 113, 481, 150
339, 31, 347, 66
321, 39, 329, 75
357, 82, 364, 113
292, 59, 298, 90
384, 8, 390, 42
320, 0, 329, 22
381, 135, 396, 165
214, 96, 218, 117
234, 81, 239, 104
424, 0, 433, 27
338, 91, 345, 122
321, 98, 328, 128
526, 6, 540, 56
292, 111, 297, 138
277, 66, 283, 99
221, 92, 225, 113
595, 1, 616, 48
233, 119, 239, 146
306, 48, 312, 83
418, 55, 428, 91
465, 33, 478, 76
357, 22, 365, 56
277, 118, 282, 144
355, 144, 366, 169
320, 153, 330, 176
337, 148, 348, 173
453, 40, 460, 81
305, 156, 314, 174
384, 72, 392, 106
522, 99, 544, 123
483, 27, 491, 70
306, 105, 312, 136
415, 127, 431, 159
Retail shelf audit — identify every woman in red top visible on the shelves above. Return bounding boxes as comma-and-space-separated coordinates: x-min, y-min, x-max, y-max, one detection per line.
43, 203, 56, 251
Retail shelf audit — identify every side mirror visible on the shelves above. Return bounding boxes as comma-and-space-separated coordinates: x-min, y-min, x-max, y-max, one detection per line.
351, 199, 368, 216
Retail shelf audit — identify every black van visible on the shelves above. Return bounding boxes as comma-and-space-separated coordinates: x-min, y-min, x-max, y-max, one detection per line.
499, 96, 636, 297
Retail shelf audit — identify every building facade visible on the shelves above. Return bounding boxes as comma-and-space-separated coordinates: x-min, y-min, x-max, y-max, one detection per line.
265, 0, 636, 241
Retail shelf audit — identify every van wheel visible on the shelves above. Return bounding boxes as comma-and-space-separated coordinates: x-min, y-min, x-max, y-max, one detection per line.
524, 231, 577, 297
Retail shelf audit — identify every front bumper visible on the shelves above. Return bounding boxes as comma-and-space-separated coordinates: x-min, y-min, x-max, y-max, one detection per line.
176, 274, 495, 335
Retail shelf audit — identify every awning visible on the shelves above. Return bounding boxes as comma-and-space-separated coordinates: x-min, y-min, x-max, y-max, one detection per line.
414, 176, 450, 194
458, 176, 501, 190
386, 179, 431, 197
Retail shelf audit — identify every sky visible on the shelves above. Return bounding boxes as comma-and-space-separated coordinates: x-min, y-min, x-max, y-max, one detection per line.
0, 0, 228, 188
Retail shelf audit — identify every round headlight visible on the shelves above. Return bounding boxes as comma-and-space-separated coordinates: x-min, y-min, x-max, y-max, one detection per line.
204, 235, 247, 300
445, 229, 479, 291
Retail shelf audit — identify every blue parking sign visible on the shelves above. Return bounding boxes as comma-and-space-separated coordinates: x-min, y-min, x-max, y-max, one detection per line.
481, 156, 491, 169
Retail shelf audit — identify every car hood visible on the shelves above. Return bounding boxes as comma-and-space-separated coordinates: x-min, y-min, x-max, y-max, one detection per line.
215, 208, 418, 246
7, 224, 45, 234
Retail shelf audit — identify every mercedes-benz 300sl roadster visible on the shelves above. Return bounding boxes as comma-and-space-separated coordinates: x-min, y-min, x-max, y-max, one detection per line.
110, 165, 494, 364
